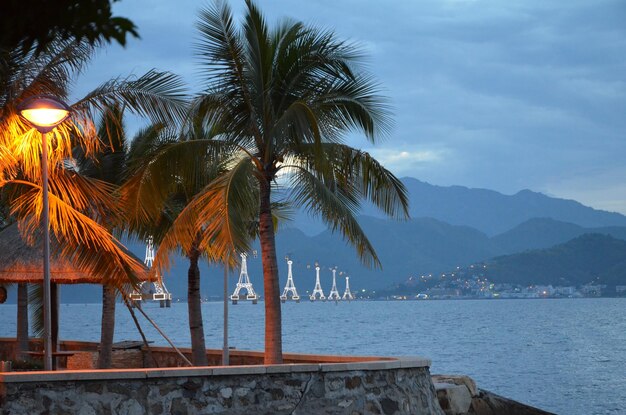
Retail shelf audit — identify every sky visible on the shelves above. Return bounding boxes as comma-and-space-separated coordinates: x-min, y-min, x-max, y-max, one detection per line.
74, 0, 626, 213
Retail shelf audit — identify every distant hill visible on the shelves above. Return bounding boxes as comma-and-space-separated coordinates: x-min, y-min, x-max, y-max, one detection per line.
275, 216, 497, 291
491, 217, 626, 252
396, 178, 626, 236
274, 218, 626, 292
294, 178, 626, 236
486, 233, 626, 286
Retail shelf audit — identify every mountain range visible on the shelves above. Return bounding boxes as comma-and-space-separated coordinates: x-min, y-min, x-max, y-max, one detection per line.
487, 233, 626, 287
20, 178, 626, 303
294, 178, 626, 237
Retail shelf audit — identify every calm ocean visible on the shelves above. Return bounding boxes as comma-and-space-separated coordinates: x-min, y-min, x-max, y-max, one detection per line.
1, 298, 624, 414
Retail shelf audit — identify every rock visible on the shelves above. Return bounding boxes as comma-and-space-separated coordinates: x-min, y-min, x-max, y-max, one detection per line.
76, 402, 97, 415
235, 387, 250, 397
269, 388, 284, 400
345, 376, 362, 390
432, 375, 479, 397
380, 397, 400, 414
114, 399, 143, 415
338, 399, 353, 408
469, 389, 556, 415
365, 399, 383, 414
435, 382, 472, 415
220, 387, 233, 399
170, 397, 187, 415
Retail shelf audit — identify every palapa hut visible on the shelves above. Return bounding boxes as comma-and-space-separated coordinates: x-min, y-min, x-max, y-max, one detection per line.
0, 224, 150, 366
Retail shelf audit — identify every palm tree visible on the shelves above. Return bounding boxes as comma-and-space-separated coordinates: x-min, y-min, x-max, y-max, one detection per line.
127, 0, 410, 365
122, 113, 238, 366
74, 105, 130, 368
0, 37, 187, 366
0, 37, 186, 283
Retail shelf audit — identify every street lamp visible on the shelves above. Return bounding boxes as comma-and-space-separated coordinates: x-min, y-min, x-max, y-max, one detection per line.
18, 95, 71, 371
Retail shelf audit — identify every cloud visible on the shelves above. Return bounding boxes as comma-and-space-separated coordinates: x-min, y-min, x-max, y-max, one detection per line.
72, 0, 626, 213
543, 165, 626, 215
369, 148, 447, 172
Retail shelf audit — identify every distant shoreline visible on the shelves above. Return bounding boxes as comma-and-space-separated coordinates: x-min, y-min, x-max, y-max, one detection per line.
3, 296, 625, 305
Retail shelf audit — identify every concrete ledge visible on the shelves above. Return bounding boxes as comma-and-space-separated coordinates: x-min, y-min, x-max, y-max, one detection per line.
399, 356, 432, 368
0, 356, 431, 384
211, 365, 267, 376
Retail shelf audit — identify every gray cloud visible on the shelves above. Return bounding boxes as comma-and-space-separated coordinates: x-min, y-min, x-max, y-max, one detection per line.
74, 0, 626, 213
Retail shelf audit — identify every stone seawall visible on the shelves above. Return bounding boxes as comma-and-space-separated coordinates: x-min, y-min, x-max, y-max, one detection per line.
0, 358, 445, 415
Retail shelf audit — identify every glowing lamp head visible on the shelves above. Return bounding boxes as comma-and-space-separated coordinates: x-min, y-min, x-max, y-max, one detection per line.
18, 96, 70, 133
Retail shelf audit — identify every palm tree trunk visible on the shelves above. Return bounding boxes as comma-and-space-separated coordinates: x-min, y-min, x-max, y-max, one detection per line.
16, 283, 29, 360
51, 283, 59, 353
259, 177, 283, 364
187, 245, 208, 366
97, 285, 116, 368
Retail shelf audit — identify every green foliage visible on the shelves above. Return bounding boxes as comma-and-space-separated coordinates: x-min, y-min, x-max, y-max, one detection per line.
0, 0, 138, 56
189, 0, 408, 266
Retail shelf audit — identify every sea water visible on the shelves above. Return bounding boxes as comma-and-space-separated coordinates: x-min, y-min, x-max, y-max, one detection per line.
1, 298, 624, 414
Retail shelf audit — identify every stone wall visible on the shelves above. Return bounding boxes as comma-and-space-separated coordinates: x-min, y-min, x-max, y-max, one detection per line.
0, 358, 444, 415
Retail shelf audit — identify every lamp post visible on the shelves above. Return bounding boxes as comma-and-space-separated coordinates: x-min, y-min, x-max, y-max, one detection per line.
17, 96, 70, 371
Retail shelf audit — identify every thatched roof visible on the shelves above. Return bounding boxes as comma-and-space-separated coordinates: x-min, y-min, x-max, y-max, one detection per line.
0, 224, 149, 285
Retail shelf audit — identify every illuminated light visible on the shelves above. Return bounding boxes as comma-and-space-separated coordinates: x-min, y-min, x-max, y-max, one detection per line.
18, 96, 71, 133
20, 108, 69, 128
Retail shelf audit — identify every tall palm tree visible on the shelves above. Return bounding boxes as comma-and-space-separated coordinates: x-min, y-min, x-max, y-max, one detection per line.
127, 0, 410, 365
0, 38, 187, 365
74, 105, 130, 368
122, 113, 237, 366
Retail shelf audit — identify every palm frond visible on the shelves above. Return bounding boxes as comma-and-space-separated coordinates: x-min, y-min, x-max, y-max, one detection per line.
74, 104, 128, 184
195, 1, 264, 147
7, 38, 95, 107
73, 69, 188, 127
9, 182, 144, 287
292, 143, 409, 219
152, 155, 257, 274
288, 166, 379, 268
121, 136, 236, 231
